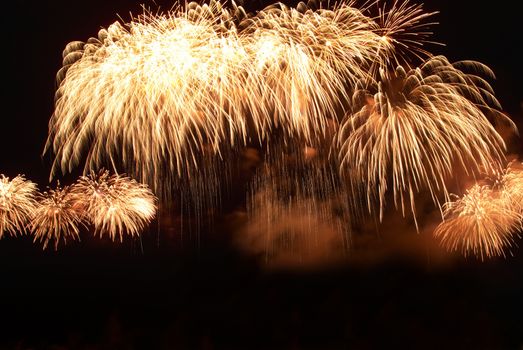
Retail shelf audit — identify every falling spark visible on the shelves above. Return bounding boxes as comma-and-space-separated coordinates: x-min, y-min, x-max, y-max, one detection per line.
338, 56, 511, 228
32, 184, 86, 250
0, 175, 39, 238
73, 171, 157, 241
246, 141, 351, 265
433, 184, 522, 260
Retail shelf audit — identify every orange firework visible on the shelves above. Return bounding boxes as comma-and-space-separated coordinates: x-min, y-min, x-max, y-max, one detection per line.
31, 184, 86, 250
338, 56, 511, 228
498, 161, 523, 212
73, 171, 157, 241
371, 0, 439, 67
0, 175, 39, 238
45, 0, 388, 193
36, 0, 520, 260
434, 184, 522, 260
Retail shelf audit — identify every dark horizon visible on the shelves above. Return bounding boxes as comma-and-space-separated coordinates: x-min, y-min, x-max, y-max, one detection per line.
2, 0, 523, 349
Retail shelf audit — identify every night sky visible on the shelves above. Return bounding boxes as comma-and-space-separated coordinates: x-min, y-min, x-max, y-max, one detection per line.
2, 1, 523, 349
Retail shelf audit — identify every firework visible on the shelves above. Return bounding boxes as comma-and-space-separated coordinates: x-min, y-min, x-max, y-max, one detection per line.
31, 184, 86, 250
0, 175, 39, 238
38, 0, 521, 260
337, 56, 510, 227
245, 142, 351, 265
371, 0, 439, 68
44, 0, 392, 193
243, 2, 385, 138
498, 161, 523, 212
433, 184, 522, 260
47, 1, 249, 190
73, 171, 157, 241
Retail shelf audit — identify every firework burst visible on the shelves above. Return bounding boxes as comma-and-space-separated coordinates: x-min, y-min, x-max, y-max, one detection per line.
47, 1, 250, 190
31, 184, 86, 250
433, 184, 522, 260
0, 175, 39, 238
337, 56, 510, 227
243, 1, 385, 139
73, 171, 157, 241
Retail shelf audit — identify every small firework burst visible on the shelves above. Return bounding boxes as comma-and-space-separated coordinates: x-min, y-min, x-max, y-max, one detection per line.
73, 171, 157, 241
0, 175, 39, 238
433, 184, 522, 260
31, 184, 86, 250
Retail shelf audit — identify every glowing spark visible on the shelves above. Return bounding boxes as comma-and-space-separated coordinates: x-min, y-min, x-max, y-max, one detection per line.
31, 184, 86, 250
338, 56, 510, 227
0, 175, 38, 238
73, 171, 157, 241
433, 184, 522, 260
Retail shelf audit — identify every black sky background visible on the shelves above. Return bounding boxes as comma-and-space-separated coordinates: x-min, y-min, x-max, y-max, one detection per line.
1, 1, 523, 349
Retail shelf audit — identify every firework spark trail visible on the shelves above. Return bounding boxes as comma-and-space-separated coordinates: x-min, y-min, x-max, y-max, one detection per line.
73, 171, 157, 241
32, 184, 86, 250
433, 184, 522, 260
0, 175, 39, 238
372, 0, 439, 68
338, 56, 510, 228
246, 142, 351, 265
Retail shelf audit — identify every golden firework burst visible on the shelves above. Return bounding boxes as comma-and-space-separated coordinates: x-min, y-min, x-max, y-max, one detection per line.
32, 184, 86, 250
0, 175, 39, 238
338, 56, 510, 228
434, 183, 522, 260
73, 171, 157, 241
